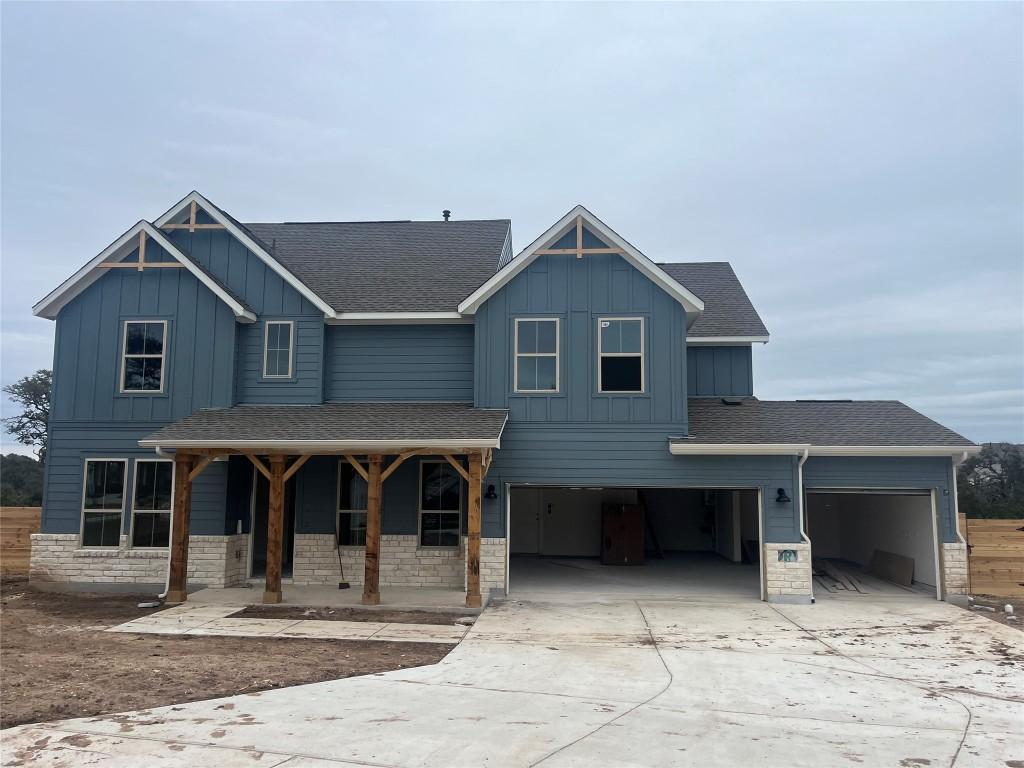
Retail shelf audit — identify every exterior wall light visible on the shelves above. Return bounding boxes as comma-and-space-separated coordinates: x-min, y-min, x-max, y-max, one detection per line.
776, 488, 791, 504
484, 484, 498, 500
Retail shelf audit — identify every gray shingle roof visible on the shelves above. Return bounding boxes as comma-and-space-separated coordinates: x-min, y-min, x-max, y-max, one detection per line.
679, 398, 975, 447
657, 262, 768, 338
139, 403, 509, 447
244, 220, 511, 313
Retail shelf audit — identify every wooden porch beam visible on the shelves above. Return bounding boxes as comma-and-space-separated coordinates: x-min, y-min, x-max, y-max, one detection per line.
442, 454, 472, 484
166, 453, 194, 603
362, 455, 383, 606
137, 231, 146, 271
263, 455, 287, 604
97, 262, 185, 269
187, 456, 214, 483
282, 453, 311, 483
575, 215, 583, 258
534, 247, 622, 256
343, 454, 369, 482
466, 451, 483, 608
481, 448, 493, 477
189, 200, 198, 233
246, 454, 272, 481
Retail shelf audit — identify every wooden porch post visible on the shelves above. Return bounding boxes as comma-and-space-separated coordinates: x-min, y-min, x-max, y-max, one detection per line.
166, 453, 194, 603
362, 454, 383, 605
466, 450, 483, 608
263, 455, 287, 604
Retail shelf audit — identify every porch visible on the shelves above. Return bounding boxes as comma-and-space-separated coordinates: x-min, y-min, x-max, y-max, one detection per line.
138, 403, 508, 608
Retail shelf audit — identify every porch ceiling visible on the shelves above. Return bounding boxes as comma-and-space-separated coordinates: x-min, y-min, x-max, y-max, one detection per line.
138, 402, 509, 454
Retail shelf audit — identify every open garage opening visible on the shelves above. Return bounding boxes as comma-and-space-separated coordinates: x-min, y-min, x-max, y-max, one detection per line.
508, 486, 762, 598
806, 490, 940, 599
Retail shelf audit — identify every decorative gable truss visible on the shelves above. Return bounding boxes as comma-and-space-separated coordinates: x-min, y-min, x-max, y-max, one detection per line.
458, 204, 706, 323
154, 191, 336, 318
32, 220, 257, 322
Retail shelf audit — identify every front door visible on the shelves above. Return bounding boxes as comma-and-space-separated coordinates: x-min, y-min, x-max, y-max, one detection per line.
510, 487, 541, 554
250, 468, 296, 578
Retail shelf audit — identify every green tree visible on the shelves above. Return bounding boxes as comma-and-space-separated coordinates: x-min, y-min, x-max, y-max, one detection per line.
957, 443, 1024, 519
0, 453, 44, 506
2, 369, 51, 462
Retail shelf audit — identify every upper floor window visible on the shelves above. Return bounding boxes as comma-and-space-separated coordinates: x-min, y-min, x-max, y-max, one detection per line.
121, 321, 166, 392
598, 317, 644, 393
419, 461, 462, 547
337, 460, 368, 546
263, 321, 294, 378
514, 318, 559, 393
81, 459, 126, 547
131, 460, 173, 548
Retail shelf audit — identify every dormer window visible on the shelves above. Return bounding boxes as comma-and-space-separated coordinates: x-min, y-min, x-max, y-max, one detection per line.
263, 321, 294, 378
121, 321, 167, 393
514, 318, 559, 393
598, 317, 644, 393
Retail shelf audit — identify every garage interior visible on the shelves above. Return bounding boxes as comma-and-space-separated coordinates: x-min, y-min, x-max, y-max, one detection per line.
806, 490, 938, 597
509, 486, 761, 596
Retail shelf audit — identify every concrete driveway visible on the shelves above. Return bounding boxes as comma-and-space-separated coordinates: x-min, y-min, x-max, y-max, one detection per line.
3, 592, 1022, 767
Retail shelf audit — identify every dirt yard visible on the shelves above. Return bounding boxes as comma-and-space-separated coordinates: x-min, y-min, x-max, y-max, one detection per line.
231, 604, 474, 625
966, 594, 1024, 631
0, 578, 454, 729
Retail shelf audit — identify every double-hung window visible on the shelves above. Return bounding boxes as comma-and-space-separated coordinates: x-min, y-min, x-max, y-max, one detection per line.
121, 321, 166, 392
598, 317, 644, 393
81, 459, 127, 547
131, 460, 173, 548
263, 321, 294, 378
419, 461, 462, 547
514, 318, 559, 392
337, 461, 368, 546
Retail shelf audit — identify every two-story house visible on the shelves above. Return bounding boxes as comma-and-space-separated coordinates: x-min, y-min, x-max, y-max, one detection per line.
29, 192, 978, 607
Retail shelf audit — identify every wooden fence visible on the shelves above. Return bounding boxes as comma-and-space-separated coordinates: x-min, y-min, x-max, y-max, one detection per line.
960, 513, 1024, 597
1, 507, 41, 576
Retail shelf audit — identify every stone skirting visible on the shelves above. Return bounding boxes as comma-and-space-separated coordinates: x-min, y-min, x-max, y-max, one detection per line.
764, 542, 813, 604
292, 534, 506, 593
29, 533, 249, 588
941, 542, 969, 596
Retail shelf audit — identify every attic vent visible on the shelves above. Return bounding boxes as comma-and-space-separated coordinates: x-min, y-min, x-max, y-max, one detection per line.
721, 397, 743, 406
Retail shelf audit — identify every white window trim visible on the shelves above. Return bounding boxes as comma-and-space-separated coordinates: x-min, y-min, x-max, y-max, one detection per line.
597, 316, 645, 394
80, 458, 127, 549
262, 320, 295, 379
417, 459, 463, 548
120, 320, 168, 394
336, 458, 368, 548
513, 317, 560, 393
129, 458, 174, 550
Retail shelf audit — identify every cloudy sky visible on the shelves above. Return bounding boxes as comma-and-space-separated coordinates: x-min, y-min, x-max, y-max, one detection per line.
2, 2, 1021, 452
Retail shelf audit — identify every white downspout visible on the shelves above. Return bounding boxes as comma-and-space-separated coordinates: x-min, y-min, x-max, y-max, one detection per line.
797, 448, 813, 603
952, 451, 968, 545
152, 446, 174, 602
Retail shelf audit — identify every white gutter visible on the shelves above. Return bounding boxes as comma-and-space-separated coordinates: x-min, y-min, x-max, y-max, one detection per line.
669, 443, 981, 457
140, 437, 503, 452
327, 312, 471, 325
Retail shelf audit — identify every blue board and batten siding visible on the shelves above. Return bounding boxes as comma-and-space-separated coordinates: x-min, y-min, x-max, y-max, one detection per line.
326, 325, 474, 402
687, 346, 753, 397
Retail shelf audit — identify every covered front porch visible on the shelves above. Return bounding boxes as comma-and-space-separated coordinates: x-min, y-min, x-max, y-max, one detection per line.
139, 403, 508, 608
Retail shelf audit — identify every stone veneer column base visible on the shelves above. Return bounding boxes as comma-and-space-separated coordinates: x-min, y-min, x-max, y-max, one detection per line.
763, 542, 813, 604
29, 533, 248, 589
941, 542, 969, 596
292, 533, 507, 595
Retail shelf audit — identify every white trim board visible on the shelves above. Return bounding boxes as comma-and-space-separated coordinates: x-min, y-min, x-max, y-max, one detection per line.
457, 205, 706, 321
327, 312, 472, 325
668, 442, 981, 457
154, 190, 336, 317
686, 336, 769, 345
33, 221, 257, 322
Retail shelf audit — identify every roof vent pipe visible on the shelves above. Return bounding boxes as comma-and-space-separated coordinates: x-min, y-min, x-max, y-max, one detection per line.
442, 210, 451, 222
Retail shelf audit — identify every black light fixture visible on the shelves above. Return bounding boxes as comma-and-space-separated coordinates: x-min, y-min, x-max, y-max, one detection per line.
484, 484, 498, 500
776, 488, 792, 504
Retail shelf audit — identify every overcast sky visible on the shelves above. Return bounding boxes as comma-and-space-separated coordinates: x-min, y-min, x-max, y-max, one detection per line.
2, 1, 1022, 454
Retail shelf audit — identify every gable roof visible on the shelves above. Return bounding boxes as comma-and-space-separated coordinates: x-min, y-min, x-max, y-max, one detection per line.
244, 219, 511, 315
658, 262, 768, 340
32, 221, 256, 322
672, 398, 977, 455
457, 205, 706, 321
153, 191, 337, 317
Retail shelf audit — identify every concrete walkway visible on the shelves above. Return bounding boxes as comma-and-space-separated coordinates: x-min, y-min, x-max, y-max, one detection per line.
3, 592, 1022, 767
106, 603, 469, 643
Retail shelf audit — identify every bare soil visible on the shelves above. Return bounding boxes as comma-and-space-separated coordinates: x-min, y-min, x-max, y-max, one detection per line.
965, 595, 1024, 631
230, 605, 475, 625
0, 577, 453, 729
